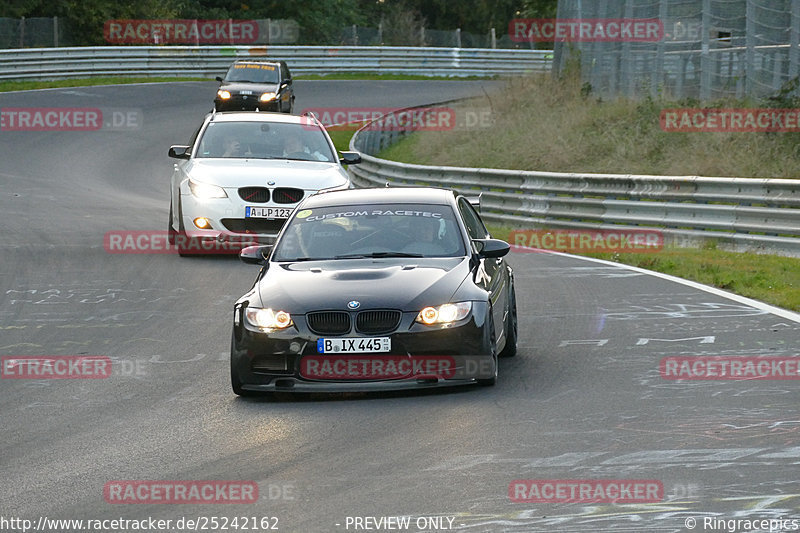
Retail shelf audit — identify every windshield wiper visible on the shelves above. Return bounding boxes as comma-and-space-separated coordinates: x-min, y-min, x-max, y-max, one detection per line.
333, 252, 424, 259
280, 257, 330, 262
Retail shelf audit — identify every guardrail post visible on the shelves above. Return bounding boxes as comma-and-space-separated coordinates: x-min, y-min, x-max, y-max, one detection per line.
745, 0, 755, 96
790, 0, 800, 79
699, 0, 712, 100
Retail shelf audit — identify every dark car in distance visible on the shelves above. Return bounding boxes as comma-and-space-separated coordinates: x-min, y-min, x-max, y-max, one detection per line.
230, 187, 517, 396
214, 60, 294, 113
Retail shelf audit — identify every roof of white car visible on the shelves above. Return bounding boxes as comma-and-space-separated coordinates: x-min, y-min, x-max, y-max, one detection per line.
208, 112, 312, 125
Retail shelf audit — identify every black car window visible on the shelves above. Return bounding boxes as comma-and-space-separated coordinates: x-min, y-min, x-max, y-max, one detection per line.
272, 204, 467, 261
225, 63, 280, 84
458, 198, 488, 239
280, 63, 291, 81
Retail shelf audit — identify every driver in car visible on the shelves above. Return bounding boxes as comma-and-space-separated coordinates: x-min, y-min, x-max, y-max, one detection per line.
403, 216, 446, 256
282, 132, 329, 161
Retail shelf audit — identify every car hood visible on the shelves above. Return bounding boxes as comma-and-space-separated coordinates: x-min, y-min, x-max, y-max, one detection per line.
183, 159, 348, 189
255, 257, 471, 312
219, 82, 279, 93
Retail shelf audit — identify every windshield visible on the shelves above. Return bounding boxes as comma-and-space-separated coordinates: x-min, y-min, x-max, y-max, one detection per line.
195, 121, 336, 162
224, 63, 280, 84
272, 203, 467, 261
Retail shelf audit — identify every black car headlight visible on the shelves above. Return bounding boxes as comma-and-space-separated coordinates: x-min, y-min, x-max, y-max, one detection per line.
259, 92, 277, 102
415, 302, 472, 325
244, 307, 293, 330
217, 89, 231, 100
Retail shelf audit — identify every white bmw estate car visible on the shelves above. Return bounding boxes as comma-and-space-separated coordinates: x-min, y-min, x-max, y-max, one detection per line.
168, 111, 360, 255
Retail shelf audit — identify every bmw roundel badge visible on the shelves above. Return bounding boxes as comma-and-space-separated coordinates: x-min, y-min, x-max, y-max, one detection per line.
347, 300, 361, 310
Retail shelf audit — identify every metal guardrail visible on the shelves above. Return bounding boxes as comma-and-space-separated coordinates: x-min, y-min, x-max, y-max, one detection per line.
0, 45, 551, 80
348, 104, 800, 256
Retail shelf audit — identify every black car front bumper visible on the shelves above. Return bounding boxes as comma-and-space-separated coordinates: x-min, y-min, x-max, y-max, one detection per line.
231, 303, 496, 392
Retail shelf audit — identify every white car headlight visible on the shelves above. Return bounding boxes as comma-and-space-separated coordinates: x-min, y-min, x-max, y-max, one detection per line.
259, 92, 277, 102
244, 307, 293, 330
217, 90, 231, 99
416, 302, 472, 325
188, 179, 228, 199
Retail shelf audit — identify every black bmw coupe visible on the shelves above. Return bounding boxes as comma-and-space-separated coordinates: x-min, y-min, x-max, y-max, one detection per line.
230, 187, 517, 396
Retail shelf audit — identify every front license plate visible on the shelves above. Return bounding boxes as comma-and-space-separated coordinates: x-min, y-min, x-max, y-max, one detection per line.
317, 337, 391, 354
245, 207, 292, 219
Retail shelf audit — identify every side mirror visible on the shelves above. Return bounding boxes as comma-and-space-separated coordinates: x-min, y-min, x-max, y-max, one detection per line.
473, 239, 510, 259
215, 76, 223, 82
339, 151, 362, 165
168, 145, 191, 159
240, 245, 272, 265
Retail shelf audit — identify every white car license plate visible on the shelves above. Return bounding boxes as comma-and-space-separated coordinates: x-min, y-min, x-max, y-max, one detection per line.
245, 207, 292, 219
317, 337, 391, 354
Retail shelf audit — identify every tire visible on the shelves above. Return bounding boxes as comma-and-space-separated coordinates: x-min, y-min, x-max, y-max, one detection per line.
499, 282, 518, 358
175, 197, 192, 257
231, 333, 254, 397
477, 315, 498, 386
287, 97, 294, 114
168, 200, 177, 245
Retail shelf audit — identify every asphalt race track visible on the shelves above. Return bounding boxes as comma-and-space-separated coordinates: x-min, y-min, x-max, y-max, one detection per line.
1, 81, 799, 533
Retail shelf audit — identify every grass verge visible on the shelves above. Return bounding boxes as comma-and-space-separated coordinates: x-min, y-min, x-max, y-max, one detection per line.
378, 73, 800, 178
0, 77, 211, 92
